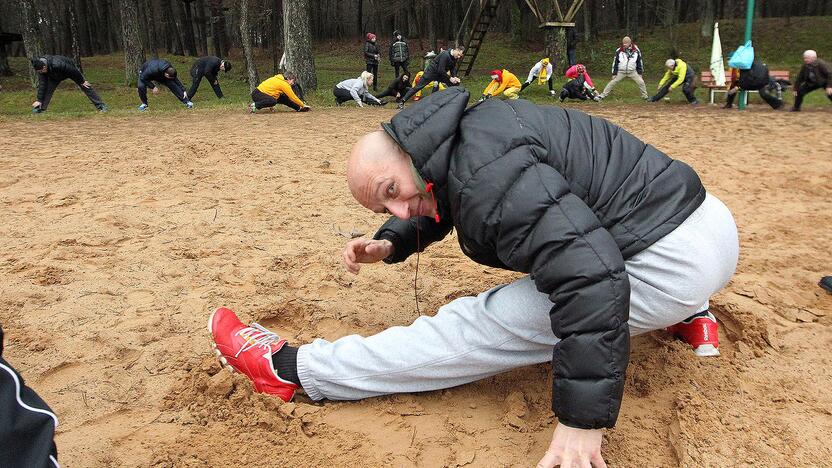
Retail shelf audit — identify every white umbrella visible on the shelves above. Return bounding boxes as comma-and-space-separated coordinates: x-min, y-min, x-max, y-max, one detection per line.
710, 22, 726, 86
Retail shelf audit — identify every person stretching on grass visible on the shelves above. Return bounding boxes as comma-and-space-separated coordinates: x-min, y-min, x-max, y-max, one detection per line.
520, 57, 555, 96
333, 71, 384, 107
30, 55, 107, 113
137, 59, 192, 111
249, 72, 309, 113
480, 68, 522, 101
187, 56, 231, 100
209, 88, 739, 468
649, 58, 698, 105
399, 45, 464, 107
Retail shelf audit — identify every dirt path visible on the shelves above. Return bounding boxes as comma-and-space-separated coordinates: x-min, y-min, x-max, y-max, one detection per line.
1, 104, 830, 467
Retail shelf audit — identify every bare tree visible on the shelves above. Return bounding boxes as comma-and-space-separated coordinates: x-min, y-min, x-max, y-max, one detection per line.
120, 0, 146, 86
239, 0, 259, 92
283, 0, 317, 90
18, 0, 45, 87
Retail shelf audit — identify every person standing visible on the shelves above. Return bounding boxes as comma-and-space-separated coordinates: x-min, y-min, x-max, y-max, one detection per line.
249, 72, 310, 113
520, 57, 555, 96
333, 71, 384, 107
649, 58, 698, 105
791, 49, 832, 112
724, 60, 783, 110
399, 45, 464, 107
480, 68, 522, 101
30, 55, 107, 113
137, 58, 192, 111
187, 56, 231, 100
389, 30, 410, 78
566, 27, 578, 66
364, 33, 380, 91
598, 36, 648, 100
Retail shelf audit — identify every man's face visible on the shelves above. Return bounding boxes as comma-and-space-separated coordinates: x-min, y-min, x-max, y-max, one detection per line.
452, 49, 463, 59
803, 54, 816, 65
402, 74, 409, 82
347, 132, 435, 220
164, 73, 174, 79
287, 78, 295, 85
37, 67, 47, 74
622, 37, 631, 47
220, 62, 225, 71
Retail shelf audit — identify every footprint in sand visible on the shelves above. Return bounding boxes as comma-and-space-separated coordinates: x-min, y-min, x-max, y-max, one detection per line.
125, 289, 156, 312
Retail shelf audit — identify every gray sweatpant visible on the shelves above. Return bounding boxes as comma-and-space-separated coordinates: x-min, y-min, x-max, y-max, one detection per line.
297, 193, 739, 401
600, 71, 649, 99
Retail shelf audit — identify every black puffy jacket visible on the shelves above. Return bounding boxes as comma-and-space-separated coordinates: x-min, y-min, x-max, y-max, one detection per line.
364, 40, 380, 64
36, 55, 86, 102
374, 88, 705, 429
737, 61, 771, 90
191, 56, 222, 79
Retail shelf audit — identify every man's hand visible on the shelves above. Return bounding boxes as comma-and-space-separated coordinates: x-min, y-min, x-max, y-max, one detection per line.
395, 92, 401, 98
450, 77, 461, 85
32, 101, 42, 108
152, 87, 160, 95
343, 238, 394, 274
536, 424, 606, 468
669, 85, 676, 91
81, 81, 92, 89
826, 87, 832, 96
611, 75, 616, 80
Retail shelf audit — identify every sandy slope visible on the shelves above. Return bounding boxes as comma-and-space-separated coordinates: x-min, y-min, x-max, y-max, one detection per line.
0, 103, 830, 467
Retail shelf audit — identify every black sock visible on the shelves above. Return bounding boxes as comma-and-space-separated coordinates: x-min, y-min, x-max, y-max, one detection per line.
272, 345, 301, 386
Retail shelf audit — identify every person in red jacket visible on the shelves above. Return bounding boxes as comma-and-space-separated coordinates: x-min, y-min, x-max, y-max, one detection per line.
560, 64, 601, 101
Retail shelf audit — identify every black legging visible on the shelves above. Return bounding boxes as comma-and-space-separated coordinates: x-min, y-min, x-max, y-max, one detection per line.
375, 85, 411, 102
401, 72, 452, 103
520, 76, 553, 92
392, 61, 410, 79
39, 78, 105, 110
138, 78, 188, 105
793, 82, 832, 110
365, 63, 378, 90
726, 84, 783, 109
251, 89, 301, 111
650, 75, 698, 103
188, 71, 222, 99
560, 77, 589, 101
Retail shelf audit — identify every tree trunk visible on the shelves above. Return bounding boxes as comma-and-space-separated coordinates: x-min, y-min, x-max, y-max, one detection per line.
271, 0, 282, 73
700, 0, 714, 37
18, 0, 45, 87
195, 0, 208, 55
120, 0, 146, 86
427, 0, 436, 51
239, 0, 259, 92
180, 0, 197, 56
0, 37, 12, 76
544, 27, 567, 73
356, 0, 363, 35
162, 0, 184, 55
68, 0, 83, 72
210, 0, 228, 57
283, 0, 317, 91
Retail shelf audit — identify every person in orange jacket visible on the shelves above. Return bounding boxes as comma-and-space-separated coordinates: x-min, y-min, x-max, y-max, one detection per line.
480, 68, 522, 101
248, 72, 310, 113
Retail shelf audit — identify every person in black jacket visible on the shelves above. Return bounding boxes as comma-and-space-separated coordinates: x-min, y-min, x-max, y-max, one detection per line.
364, 33, 380, 91
791, 49, 832, 112
30, 56, 107, 113
566, 27, 578, 66
389, 30, 410, 78
724, 60, 784, 109
399, 46, 464, 107
208, 88, 739, 467
136, 58, 192, 111
374, 73, 411, 104
187, 56, 231, 100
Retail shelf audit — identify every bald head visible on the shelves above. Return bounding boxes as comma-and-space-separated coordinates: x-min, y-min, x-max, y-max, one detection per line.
622, 36, 632, 46
346, 131, 436, 219
803, 49, 818, 64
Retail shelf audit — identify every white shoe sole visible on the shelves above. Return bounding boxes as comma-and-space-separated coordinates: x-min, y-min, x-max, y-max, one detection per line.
208, 308, 237, 374
693, 344, 720, 357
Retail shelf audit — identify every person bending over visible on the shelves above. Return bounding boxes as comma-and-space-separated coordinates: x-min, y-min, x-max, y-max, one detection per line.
137, 59, 192, 111
649, 58, 698, 105
480, 68, 522, 101
724, 60, 783, 110
399, 45, 464, 107
209, 88, 738, 468
520, 57, 555, 96
560, 64, 600, 101
249, 72, 309, 113
30, 55, 107, 113
791, 49, 832, 112
188, 56, 231, 100
375, 73, 412, 104
333, 71, 384, 107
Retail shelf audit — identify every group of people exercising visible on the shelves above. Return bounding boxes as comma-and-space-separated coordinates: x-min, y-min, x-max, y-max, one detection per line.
24, 34, 832, 114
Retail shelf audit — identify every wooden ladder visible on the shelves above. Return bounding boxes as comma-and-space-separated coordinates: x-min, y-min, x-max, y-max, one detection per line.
456, 0, 500, 77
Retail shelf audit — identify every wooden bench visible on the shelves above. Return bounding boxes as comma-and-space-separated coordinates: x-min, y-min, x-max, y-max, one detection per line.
701, 70, 790, 104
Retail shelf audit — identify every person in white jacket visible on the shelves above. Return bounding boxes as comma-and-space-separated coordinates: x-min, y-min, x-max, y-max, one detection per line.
520, 57, 556, 96
333, 71, 384, 107
598, 36, 649, 100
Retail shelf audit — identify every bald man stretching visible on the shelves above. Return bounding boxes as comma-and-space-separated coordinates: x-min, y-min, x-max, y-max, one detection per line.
209, 88, 739, 467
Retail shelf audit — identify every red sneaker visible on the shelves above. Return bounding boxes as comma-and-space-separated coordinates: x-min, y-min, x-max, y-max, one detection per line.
667, 311, 720, 357
208, 307, 298, 401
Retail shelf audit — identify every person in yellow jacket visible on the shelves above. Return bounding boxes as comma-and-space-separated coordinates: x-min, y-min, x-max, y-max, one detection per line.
249, 72, 310, 113
648, 58, 698, 105
480, 69, 522, 101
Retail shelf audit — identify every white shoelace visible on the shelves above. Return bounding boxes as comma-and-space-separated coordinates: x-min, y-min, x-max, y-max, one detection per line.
234, 323, 281, 358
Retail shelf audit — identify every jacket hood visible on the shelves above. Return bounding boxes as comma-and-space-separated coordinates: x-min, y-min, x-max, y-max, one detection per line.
381, 87, 469, 183
393, 30, 402, 38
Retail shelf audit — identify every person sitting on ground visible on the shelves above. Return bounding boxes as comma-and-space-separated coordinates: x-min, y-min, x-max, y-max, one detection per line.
249, 72, 309, 113
375, 73, 412, 104
560, 64, 600, 102
389, 30, 410, 78
364, 33, 380, 91
29, 55, 107, 113
137, 58, 192, 111
480, 68, 522, 101
333, 71, 384, 107
598, 36, 648, 100
724, 60, 784, 110
209, 87, 738, 468
649, 58, 698, 105
520, 57, 555, 96
187, 56, 231, 100
399, 45, 464, 107
791, 49, 832, 112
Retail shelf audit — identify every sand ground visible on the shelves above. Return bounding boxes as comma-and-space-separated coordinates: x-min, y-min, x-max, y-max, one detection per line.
1, 104, 830, 467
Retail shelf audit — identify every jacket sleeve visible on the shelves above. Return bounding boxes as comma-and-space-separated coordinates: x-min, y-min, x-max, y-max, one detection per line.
62, 62, 86, 85
658, 69, 671, 86
282, 82, 306, 107
363, 43, 374, 62
819, 61, 832, 84
373, 216, 454, 263
483, 79, 499, 96
611, 51, 620, 75
636, 49, 644, 74
671, 61, 687, 87
36, 73, 48, 102
389, 43, 395, 63
484, 144, 630, 429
